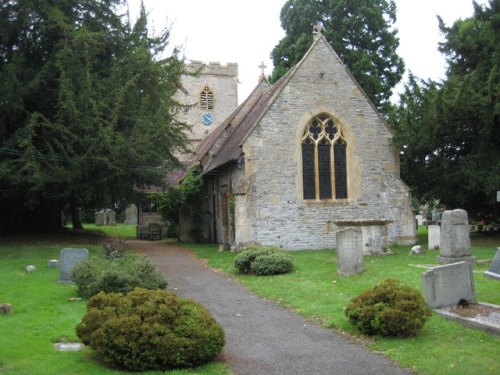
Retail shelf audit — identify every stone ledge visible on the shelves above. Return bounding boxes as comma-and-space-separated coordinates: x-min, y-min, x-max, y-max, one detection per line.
435, 302, 500, 336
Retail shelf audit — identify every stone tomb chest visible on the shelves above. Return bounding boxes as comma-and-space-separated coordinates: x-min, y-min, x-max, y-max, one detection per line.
335, 220, 390, 255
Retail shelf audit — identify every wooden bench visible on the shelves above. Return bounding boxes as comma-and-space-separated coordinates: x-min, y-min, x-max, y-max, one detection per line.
138, 223, 163, 240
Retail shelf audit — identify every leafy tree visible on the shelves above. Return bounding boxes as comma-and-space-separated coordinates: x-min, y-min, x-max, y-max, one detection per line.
392, 0, 499, 220
270, 0, 404, 114
0, 0, 189, 232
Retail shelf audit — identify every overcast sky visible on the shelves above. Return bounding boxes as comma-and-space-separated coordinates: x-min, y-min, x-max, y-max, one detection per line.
127, 0, 488, 103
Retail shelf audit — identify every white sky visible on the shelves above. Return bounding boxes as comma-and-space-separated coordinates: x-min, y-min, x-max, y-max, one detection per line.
127, 0, 488, 103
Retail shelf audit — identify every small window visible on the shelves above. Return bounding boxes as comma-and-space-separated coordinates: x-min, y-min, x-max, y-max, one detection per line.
301, 113, 348, 200
200, 85, 214, 110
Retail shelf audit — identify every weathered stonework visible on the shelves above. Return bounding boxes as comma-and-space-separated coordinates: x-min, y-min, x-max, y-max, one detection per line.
177, 61, 238, 151
188, 36, 416, 250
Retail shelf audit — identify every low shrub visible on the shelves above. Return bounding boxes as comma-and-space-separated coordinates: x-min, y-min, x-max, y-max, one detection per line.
76, 288, 225, 371
345, 278, 432, 337
234, 246, 293, 276
71, 254, 167, 298
102, 238, 130, 259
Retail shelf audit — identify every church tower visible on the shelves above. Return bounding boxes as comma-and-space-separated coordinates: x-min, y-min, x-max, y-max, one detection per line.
179, 61, 238, 151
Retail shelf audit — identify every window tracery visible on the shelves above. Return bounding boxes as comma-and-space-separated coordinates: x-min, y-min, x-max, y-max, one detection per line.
301, 113, 348, 200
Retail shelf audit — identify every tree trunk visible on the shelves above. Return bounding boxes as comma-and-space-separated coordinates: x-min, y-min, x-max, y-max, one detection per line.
70, 198, 83, 229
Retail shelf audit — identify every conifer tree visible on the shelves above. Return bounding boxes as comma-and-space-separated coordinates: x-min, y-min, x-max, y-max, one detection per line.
270, 0, 404, 114
0, 0, 189, 232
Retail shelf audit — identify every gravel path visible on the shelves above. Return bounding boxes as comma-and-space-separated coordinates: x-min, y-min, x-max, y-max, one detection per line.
131, 240, 410, 375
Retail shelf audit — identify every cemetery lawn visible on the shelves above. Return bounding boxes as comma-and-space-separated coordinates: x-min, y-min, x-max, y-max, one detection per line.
0, 237, 231, 375
80, 223, 137, 238
186, 228, 500, 375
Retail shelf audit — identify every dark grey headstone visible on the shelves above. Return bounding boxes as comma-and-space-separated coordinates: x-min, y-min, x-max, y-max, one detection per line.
422, 261, 476, 308
59, 248, 88, 282
484, 248, 500, 280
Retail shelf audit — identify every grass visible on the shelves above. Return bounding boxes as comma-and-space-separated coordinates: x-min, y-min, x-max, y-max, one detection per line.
185, 227, 500, 375
0, 236, 230, 375
80, 223, 137, 239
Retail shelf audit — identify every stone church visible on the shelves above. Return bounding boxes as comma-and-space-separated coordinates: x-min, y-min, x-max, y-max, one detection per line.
168, 28, 416, 251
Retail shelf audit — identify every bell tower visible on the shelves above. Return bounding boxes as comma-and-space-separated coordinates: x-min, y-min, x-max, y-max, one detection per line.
178, 61, 238, 151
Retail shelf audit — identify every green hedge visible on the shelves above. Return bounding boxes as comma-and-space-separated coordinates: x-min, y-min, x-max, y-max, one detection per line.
76, 288, 225, 371
345, 278, 432, 337
71, 254, 167, 298
234, 246, 293, 276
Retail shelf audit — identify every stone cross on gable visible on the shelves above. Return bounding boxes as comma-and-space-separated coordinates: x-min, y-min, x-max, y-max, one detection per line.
258, 61, 267, 76
313, 22, 325, 39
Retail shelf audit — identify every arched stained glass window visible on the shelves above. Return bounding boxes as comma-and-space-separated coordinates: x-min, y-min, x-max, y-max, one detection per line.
301, 113, 348, 200
200, 85, 214, 110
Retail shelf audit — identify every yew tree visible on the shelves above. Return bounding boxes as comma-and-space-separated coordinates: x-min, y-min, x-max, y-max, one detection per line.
0, 0, 189, 232
391, 1, 499, 220
270, 0, 404, 114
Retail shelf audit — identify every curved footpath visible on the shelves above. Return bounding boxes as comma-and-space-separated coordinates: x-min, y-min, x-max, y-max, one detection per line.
131, 240, 410, 375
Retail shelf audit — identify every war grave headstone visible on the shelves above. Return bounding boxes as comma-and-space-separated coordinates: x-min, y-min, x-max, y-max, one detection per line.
422, 261, 475, 309
437, 209, 475, 264
484, 248, 500, 280
336, 228, 363, 276
428, 224, 440, 249
95, 211, 105, 226
59, 248, 88, 282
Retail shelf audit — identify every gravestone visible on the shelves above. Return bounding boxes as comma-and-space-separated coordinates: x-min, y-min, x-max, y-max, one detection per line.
95, 211, 105, 226
59, 248, 88, 282
437, 209, 475, 264
48, 259, 59, 268
105, 209, 116, 226
484, 248, 500, 280
336, 228, 363, 276
125, 204, 138, 225
415, 214, 424, 226
428, 224, 440, 249
422, 261, 476, 308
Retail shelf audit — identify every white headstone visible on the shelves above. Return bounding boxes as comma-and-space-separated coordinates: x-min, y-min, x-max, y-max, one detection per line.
59, 248, 88, 282
416, 215, 424, 226
437, 209, 475, 264
48, 259, 59, 268
422, 261, 476, 308
336, 228, 364, 276
428, 225, 441, 249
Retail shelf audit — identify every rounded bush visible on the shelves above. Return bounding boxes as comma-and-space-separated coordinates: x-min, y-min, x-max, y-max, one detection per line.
71, 254, 167, 298
76, 288, 225, 371
234, 246, 293, 275
345, 278, 432, 337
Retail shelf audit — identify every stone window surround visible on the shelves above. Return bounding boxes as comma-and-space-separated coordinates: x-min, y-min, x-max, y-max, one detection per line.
300, 112, 349, 201
200, 84, 214, 110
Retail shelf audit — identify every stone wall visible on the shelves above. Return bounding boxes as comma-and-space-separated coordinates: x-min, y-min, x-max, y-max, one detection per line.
234, 38, 415, 249
177, 61, 238, 152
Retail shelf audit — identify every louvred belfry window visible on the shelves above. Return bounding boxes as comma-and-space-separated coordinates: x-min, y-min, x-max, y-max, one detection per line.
200, 85, 214, 110
301, 113, 348, 200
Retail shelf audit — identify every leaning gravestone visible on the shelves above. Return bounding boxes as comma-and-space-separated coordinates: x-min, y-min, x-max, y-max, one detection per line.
484, 248, 500, 280
105, 209, 116, 226
59, 248, 88, 282
437, 209, 475, 264
95, 211, 105, 226
422, 261, 476, 308
428, 224, 440, 249
336, 228, 363, 276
